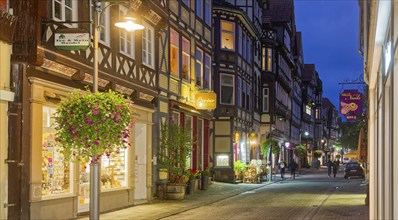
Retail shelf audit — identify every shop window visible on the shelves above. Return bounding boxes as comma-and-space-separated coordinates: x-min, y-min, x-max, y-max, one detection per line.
119, 6, 134, 57
53, 0, 77, 27
42, 106, 73, 196
182, 37, 190, 81
263, 88, 269, 112
204, 53, 211, 89
172, 112, 180, 125
142, 22, 155, 69
221, 20, 235, 51
220, 73, 235, 105
195, 48, 203, 87
100, 149, 128, 189
185, 115, 193, 168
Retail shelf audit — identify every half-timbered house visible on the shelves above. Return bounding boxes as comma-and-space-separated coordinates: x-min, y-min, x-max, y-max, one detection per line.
7, 0, 167, 218
211, 0, 264, 183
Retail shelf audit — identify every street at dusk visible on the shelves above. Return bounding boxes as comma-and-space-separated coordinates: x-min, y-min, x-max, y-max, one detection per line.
79, 167, 368, 220
0, 0, 396, 219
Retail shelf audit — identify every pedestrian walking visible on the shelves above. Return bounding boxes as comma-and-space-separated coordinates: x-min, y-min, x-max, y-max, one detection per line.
333, 159, 339, 178
327, 159, 333, 178
278, 159, 287, 179
289, 160, 298, 179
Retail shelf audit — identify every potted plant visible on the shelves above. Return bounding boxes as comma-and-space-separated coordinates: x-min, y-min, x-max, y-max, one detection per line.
233, 160, 245, 181
186, 168, 199, 194
158, 123, 193, 200
200, 167, 210, 190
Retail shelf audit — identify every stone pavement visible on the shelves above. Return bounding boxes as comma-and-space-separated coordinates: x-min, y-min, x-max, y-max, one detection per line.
78, 167, 368, 220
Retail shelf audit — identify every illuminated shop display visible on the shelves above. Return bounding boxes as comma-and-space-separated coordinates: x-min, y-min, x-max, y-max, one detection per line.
216, 155, 229, 167
42, 106, 73, 196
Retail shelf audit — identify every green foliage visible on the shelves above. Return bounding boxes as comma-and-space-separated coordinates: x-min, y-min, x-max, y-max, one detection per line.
54, 89, 133, 162
262, 139, 279, 157
158, 123, 194, 184
260, 141, 269, 158
313, 150, 323, 158
234, 160, 245, 174
294, 145, 307, 159
337, 113, 367, 150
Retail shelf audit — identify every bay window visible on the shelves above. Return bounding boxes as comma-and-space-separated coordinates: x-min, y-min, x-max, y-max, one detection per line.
221, 20, 235, 51
220, 73, 235, 105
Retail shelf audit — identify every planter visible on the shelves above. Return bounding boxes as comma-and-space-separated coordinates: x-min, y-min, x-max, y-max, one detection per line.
166, 184, 186, 200
186, 178, 196, 195
194, 179, 200, 192
201, 175, 209, 190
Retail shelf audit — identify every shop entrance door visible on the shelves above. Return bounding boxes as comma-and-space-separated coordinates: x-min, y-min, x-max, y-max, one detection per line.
134, 123, 147, 201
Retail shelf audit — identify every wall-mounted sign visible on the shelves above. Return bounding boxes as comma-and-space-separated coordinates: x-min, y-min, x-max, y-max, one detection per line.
339, 89, 363, 121
54, 28, 89, 50
195, 91, 216, 110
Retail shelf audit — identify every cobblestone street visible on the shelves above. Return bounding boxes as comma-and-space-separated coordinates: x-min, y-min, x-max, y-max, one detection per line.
79, 167, 368, 220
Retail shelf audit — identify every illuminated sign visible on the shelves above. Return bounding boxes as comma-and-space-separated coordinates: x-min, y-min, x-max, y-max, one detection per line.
340, 89, 363, 121
195, 92, 216, 110
54, 28, 90, 50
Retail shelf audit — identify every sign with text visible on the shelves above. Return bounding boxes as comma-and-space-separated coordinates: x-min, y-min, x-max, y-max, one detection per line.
195, 92, 216, 110
340, 89, 363, 121
54, 28, 89, 50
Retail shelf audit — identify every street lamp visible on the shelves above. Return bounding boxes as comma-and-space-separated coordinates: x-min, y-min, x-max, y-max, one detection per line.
91, 1, 144, 219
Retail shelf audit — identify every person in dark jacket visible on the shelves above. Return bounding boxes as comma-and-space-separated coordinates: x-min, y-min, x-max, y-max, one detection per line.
278, 159, 287, 178
332, 159, 339, 178
327, 159, 333, 178
289, 160, 298, 179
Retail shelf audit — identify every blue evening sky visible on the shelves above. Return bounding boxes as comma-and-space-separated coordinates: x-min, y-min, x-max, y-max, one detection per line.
295, 0, 364, 109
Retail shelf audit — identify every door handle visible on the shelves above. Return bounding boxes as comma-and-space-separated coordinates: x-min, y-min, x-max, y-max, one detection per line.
4, 203, 16, 208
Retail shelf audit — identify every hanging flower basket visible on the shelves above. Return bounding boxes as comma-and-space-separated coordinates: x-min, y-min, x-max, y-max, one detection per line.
54, 89, 134, 162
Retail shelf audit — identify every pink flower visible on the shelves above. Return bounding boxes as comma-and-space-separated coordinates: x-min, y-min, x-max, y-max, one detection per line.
93, 110, 98, 115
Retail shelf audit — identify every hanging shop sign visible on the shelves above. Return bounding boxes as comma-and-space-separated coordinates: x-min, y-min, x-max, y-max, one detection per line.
195, 91, 216, 110
339, 89, 363, 121
54, 28, 90, 50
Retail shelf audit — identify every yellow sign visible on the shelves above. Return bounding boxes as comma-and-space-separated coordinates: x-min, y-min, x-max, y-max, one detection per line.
195, 92, 216, 110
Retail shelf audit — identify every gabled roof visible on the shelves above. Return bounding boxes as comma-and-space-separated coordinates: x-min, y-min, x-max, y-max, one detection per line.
322, 98, 335, 110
